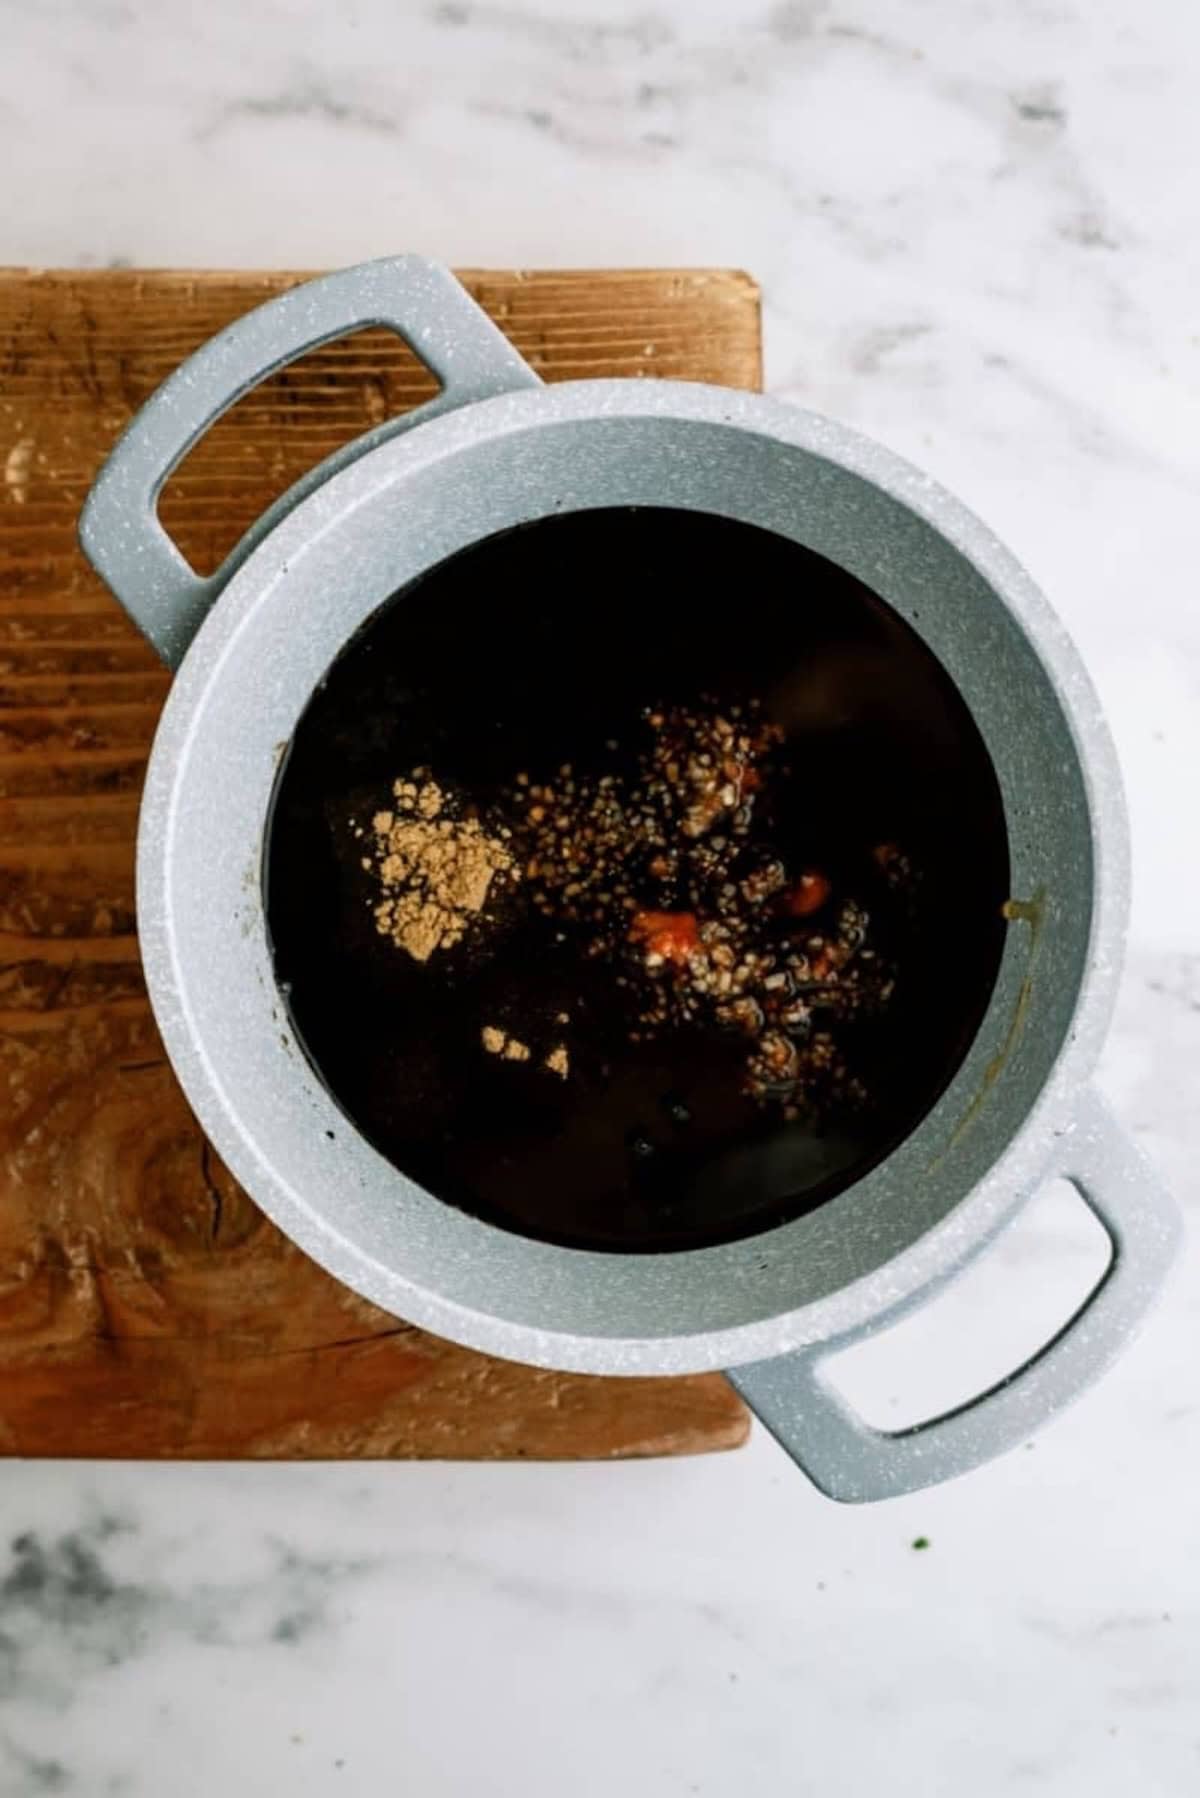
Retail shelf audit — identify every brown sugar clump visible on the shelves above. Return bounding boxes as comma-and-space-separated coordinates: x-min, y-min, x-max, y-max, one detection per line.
544, 1044, 570, 1079
481, 1025, 531, 1062
371, 777, 515, 962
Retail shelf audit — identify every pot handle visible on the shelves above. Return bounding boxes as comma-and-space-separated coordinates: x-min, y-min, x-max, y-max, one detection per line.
78, 255, 541, 668
728, 1089, 1180, 1502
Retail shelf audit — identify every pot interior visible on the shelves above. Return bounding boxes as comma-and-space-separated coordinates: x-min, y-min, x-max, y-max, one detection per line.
265, 507, 1009, 1253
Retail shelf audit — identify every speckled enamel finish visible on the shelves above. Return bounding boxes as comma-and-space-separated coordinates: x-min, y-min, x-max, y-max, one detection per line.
78, 258, 1179, 1500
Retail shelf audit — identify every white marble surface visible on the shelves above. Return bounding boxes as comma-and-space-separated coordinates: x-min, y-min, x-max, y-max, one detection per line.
2, 1, 1199, 1791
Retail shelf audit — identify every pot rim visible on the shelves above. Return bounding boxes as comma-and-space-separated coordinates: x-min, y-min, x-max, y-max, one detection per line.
136, 377, 1128, 1375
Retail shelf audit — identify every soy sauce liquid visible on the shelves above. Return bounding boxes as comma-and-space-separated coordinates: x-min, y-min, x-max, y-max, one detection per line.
266, 509, 1009, 1252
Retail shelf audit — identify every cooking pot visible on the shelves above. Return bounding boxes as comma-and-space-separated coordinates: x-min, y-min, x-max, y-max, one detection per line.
79, 256, 1179, 1501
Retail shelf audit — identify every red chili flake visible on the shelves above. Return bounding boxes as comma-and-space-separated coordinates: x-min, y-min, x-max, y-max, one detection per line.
782, 871, 831, 918
808, 947, 835, 981
629, 909, 701, 966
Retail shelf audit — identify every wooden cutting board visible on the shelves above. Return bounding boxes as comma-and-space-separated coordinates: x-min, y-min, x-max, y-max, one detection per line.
0, 265, 759, 1460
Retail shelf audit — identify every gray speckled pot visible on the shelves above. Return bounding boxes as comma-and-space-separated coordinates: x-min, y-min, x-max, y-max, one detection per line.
78, 257, 1179, 1502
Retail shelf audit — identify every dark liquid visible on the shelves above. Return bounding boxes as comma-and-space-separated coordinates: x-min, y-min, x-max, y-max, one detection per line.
266, 509, 1009, 1252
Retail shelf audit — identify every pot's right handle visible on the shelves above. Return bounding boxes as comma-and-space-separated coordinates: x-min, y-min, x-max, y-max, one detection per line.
729, 1089, 1180, 1503
79, 255, 541, 669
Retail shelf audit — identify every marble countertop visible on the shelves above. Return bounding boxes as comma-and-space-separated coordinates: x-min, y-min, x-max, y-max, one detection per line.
2, 1, 1198, 1791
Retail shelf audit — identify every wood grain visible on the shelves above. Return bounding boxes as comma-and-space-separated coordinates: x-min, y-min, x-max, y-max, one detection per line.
0, 266, 759, 1460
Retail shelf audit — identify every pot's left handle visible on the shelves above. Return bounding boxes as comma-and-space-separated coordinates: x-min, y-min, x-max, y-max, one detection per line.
729, 1089, 1180, 1502
79, 255, 542, 668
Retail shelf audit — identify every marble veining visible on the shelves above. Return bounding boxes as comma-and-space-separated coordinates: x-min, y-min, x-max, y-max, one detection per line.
1, 0, 1198, 1792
